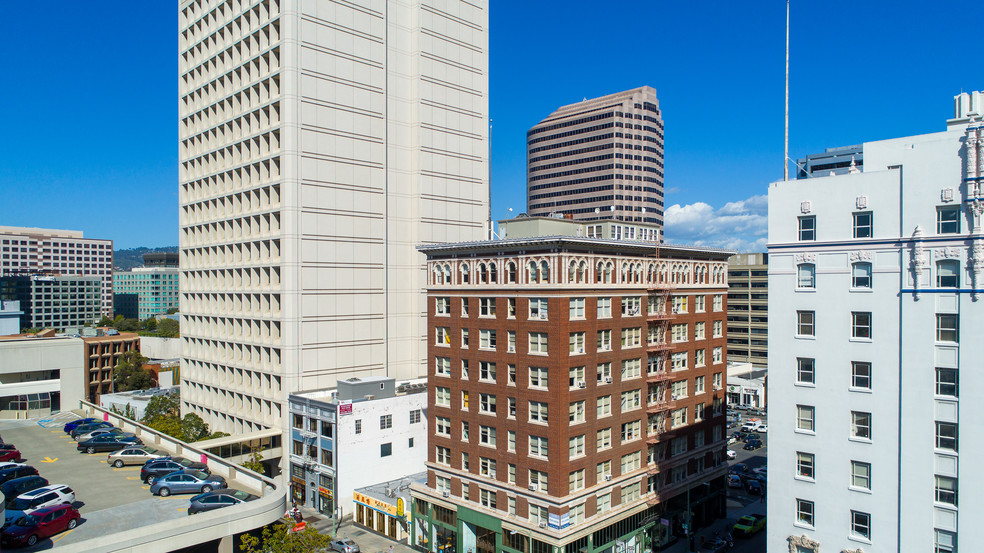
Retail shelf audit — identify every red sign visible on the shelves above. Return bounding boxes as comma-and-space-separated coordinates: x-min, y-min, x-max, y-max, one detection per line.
103, 412, 109, 422
339, 402, 353, 415
292, 522, 307, 533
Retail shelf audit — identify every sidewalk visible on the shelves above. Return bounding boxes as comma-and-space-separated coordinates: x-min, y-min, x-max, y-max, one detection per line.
659, 493, 767, 553
297, 507, 417, 553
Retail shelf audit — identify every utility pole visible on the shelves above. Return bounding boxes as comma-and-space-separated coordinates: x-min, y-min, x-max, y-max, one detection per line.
784, 0, 790, 181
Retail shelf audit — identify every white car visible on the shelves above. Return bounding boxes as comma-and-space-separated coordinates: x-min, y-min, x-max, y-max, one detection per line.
0, 462, 24, 471
755, 424, 768, 432
727, 450, 737, 460
5, 485, 76, 519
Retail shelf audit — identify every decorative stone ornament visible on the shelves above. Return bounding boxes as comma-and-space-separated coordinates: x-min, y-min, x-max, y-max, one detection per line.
910, 226, 928, 300
941, 188, 954, 202
787, 534, 820, 553
971, 241, 984, 301
849, 250, 872, 262
841, 548, 865, 553
856, 195, 868, 209
795, 253, 816, 263
934, 247, 961, 259
800, 201, 812, 214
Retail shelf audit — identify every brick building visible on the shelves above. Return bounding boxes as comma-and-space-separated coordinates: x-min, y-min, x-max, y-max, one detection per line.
410, 232, 732, 553
81, 331, 140, 403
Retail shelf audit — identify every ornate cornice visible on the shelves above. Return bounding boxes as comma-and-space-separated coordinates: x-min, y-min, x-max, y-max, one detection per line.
787, 534, 820, 553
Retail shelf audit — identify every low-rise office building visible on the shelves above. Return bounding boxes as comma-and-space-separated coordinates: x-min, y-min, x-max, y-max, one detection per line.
725, 254, 767, 368
0, 275, 103, 330
80, 331, 140, 403
0, 336, 84, 418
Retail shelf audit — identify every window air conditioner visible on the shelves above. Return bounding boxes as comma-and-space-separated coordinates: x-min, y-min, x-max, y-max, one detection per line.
540, 313, 548, 320
442, 491, 450, 498
605, 377, 613, 383
605, 474, 613, 481
539, 522, 548, 528
528, 484, 538, 492
577, 381, 587, 389
488, 471, 496, 479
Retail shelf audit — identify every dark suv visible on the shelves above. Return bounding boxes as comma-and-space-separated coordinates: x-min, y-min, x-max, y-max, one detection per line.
140, 457, 208, 484
2, 476, 49, 508
0, 466, 39, 485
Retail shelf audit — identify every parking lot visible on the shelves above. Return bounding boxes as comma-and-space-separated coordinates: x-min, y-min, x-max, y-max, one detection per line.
0, 417, 191, 550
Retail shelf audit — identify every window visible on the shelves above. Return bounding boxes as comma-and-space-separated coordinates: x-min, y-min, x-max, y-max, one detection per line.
436, 387, 450, 407
480, 488, 496, 508
713, 347, 722, 364
529, 504, 548, 524
799, 216, 816, 241
597, 329, 612, 351
935, 529, 957, 553
507, 298, 516, 317
597, 362, 612, 383
851, 411, 871, 440
713, 295, 723, 311
354, 419, 362, 434
936, 314, 958, 343
671, 352, 688, 371
670, 323, 687, 343
621, 358, 642, 379
436, 327, 451, 345
797, 263, 815, 288
380, 443, 392, 457
713, 372, 722, 389
461, 360, 469, 379
596, 461, 611, 484
851, 362, 871, 389
569, 400, 586, 423
479, 329, 497, 350
479, 394, 496, 414
937, 260, 959, 288
853, 212, 873, 238
935, 475, 957, 506
508, 431, 516, 452
797, 405, 815, 432
620, 451, 641, 473
852, 262, 872, 288
461, 298, 469, 316
622, 296, 642, 315
436, 476, 450, 494
569, 366, 586, 388
479, 425, 496, 447
462, 391, 469, 409
797, 358, 815, 384
479, 298, 496, 317
797, 452, 815, 479
529, 298, 548, 319
461, 421, 469, 441
936, 368, 958, 397
507, 331, 516, 352
671, 380, 688, 400
695, 295, 706, 312
568, 470, 585, 492
569, 435, 585, 459
852, 312, 871, 339
597, 428, 612, 450
597, 493, 612, 514
797, 311, 815, 336
436, 297, 450, 315
695, 376, 705, 394
436, 417, 451, 437
597, 297, 611, 318
570, 298, 585, 319
621, 420, 641, 442
569, 332, 586, 354
508, 364, 516, 384
936, 422, 957, 452
851, 510, 871, 539
621, 389, 642, 411
851, 461, 871, 490
670, 296, 688, 314
529, 332, 549, 354
461, 329, 469, 348
380, 415, 392, 430
529, 401, 548, 423
621, 327, 642, 347
694, 321, 705, 340
529, 367, 548, 389
597, 395, 612, 417
529, 470, 548, 492
479, 361, 496, 382
435, 357, 451, 376
671, 407, 687, 428
508, 397, 516, 417
937, 205, 960, 234
461, 453, 470, 471
796, 499, 814, 526
436, 446, 450, 465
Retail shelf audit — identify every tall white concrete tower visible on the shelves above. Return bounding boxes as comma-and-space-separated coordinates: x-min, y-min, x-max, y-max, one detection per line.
178, 0, 489, 434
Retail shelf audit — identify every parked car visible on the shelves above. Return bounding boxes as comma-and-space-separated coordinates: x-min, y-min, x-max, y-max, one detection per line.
70, 422, 113, 439
141, 457, 209, 484
743, 439, 763, 451
74, 428, 133, 443
188, 488, 258, 514
330, 538, 362, 553
733, 513, 766, 537
756, 424, 768, 432
0, 504, 80, 548
729, 463, 747, 475
726, 474, 743, 489
0, 466, 38, 486
745, 480, 763, 496
1, 477, 50, 509
0, 443, 17, 451
77, 434, 141, 454
752, 466, 767, 476
699, 537, 729, 553
107, 446, 168, 468
3, 485, 76, 528
726, 450, 737, 460
0, 448, 21, 463
150, 470, 227, 496
0, 462, 23, 471
63, 418, 99, 434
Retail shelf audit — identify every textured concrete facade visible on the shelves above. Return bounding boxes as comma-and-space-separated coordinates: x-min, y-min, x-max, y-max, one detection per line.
526, 87, 665, 227
178, 0, 489, 435
726, 253, 768, 368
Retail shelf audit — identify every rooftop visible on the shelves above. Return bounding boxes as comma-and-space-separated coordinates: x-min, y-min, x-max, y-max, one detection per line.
418, 236, 735, 259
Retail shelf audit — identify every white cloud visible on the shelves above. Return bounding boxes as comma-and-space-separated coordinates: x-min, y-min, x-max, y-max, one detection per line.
664, 194, 767, 252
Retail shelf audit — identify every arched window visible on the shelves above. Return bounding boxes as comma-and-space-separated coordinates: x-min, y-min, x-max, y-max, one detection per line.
851, 262, 872, 289
540, 261, 550, 283
797, 263, 816, 289
460, 263, 470, 284
478, 263, 488, 284
489, 263, 498, 283
443, 264, 451, 284
577, 260, 586, 283
506, 262, 516, 283
528, 261, 539, 283
936, 260, 959, 288
569, 260, 577, 283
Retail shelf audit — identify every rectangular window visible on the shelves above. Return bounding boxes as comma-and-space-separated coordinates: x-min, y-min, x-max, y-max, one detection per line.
797, 405, 815, 432
597, 427, 612, 450
620, 482, 641, 503
670, 323, 687, 343
435, 357, 451, 376
508, 364, 516, 384
436, 417, 451, 437
621, 420, 641, 442
569, 470, 585, 492
479, 425, 496, 446
508, 431, 516, 452
569, 400, 586, 423
462, 391, 469, 410
480, 488, 496, 509
851, 461, 871, 490
935, 475, 957, 506
436, 476, 450, 494
354, 420, 362, 434
797, 263, 816, 288
694, 349, 706, 367
597, 297, 612, 318
851, 362, 871, 389
529, 504, 548, 524
852, 312, 872, 339
853, 212, 873, 238
380, 443, 392, 457
694, 322, 705, 340
671, 380, 688, 400
461, 453, 469, 472
479, 361, 496, 382
569, 366, 586, 388
671, 352, 688, 371
380, 415, 392, 430
621, 358, 642, 379
596, 460, 611, 482
620, 451, 641, 473
436, 327, 451, 345
851, 510, 871, 539
937, 206, 960, 234
508, 397, 516, 417
479, 329, 497, 350
713, 347, 722, 364
621, 327, 642, 347
570, 298, 585, 319
695, 295, 706, 312
569, 332, 586, 354
461, 298, 469, 316
851, 411, 871, 440
436, 387, 450, 407
529, 401, 548, 423
597, 395, 612, 417
935, 530, 957, 553
936, 422, 958, 452
529, 470, 548, 492
461, 329, 469, 348
797, 499, 815, 526
796, 452, 815, 479
797, 311, 815, 336
937, 261, 959, 288
622, 296, 642, 316
479, 298, 496, 317
936, 368, 958, 397
852, 262, 872, 288
597, 329, 612, 351
529, 332, 549, 354
436, 446, 450, 465
529, 367, 548, 389
479, 394, 496, 414
597, 362, 612, 384
508, 298, 516, 318
797, 358, 815, 384
436, 297, 450, 315
799, 216, 816, 241
695, 376, 705, 394
713, 295, 723, 311
671, 296, 688, 314
671, 407, 687, 428
936, 314, 959, 343
461, 360, 469, 379
529, 298, 548, 319
461, 421, 469, 441
569, 435, 585, 459
597, 493, 611, 514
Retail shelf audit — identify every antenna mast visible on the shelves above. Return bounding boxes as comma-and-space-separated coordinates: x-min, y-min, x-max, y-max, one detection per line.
784, 0, 790, 181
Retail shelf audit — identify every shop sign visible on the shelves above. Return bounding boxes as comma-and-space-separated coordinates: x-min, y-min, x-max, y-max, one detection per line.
319, 487, 333, 498
339, 401, 353, 415
548, 513, 561, 529
727, 385, 740, 392
559, 512, 570, 529
291, 476, 305, 485
397, 497, 405, 518
354, 491, 397, 515
743, 387, 758, 395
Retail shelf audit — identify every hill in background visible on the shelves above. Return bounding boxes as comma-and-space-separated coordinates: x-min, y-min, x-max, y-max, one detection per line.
113, 246, 178, 271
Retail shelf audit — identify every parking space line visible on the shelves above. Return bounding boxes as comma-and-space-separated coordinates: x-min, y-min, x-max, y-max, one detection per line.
51, 528, 76, 543
126, 476, 140, 480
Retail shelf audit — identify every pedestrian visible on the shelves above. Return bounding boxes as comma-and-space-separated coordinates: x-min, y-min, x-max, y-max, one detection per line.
389, 546, 394, 553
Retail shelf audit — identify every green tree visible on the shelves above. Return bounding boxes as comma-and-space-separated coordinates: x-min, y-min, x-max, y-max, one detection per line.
241, 446, 267, 475
239, 523, 332, 553
98, 316, 115, 328
157, 318, 179, 337
143, 317, 158, 332
109, 403, 138, 420
166, 307, 179, 315
142, 394, 180, 425
113, 351, 155, 392
179, 413, 212, 442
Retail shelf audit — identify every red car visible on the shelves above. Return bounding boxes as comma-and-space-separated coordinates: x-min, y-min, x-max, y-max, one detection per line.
0, 448, 22, 463
1, 504, 81, 547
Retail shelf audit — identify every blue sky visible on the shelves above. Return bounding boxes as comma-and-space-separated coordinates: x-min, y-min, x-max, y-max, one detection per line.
0, 1, 980, 250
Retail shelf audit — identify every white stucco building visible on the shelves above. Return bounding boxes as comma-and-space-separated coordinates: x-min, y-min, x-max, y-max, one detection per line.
0, 336, 84, 418
767, 92, 984, 553
178, 0, 490, 436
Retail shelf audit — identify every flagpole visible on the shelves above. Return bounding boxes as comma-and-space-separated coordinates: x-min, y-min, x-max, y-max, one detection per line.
784, 0, 790, 181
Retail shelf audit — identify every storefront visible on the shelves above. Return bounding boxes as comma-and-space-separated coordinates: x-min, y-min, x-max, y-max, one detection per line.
354, 489, 412, 543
